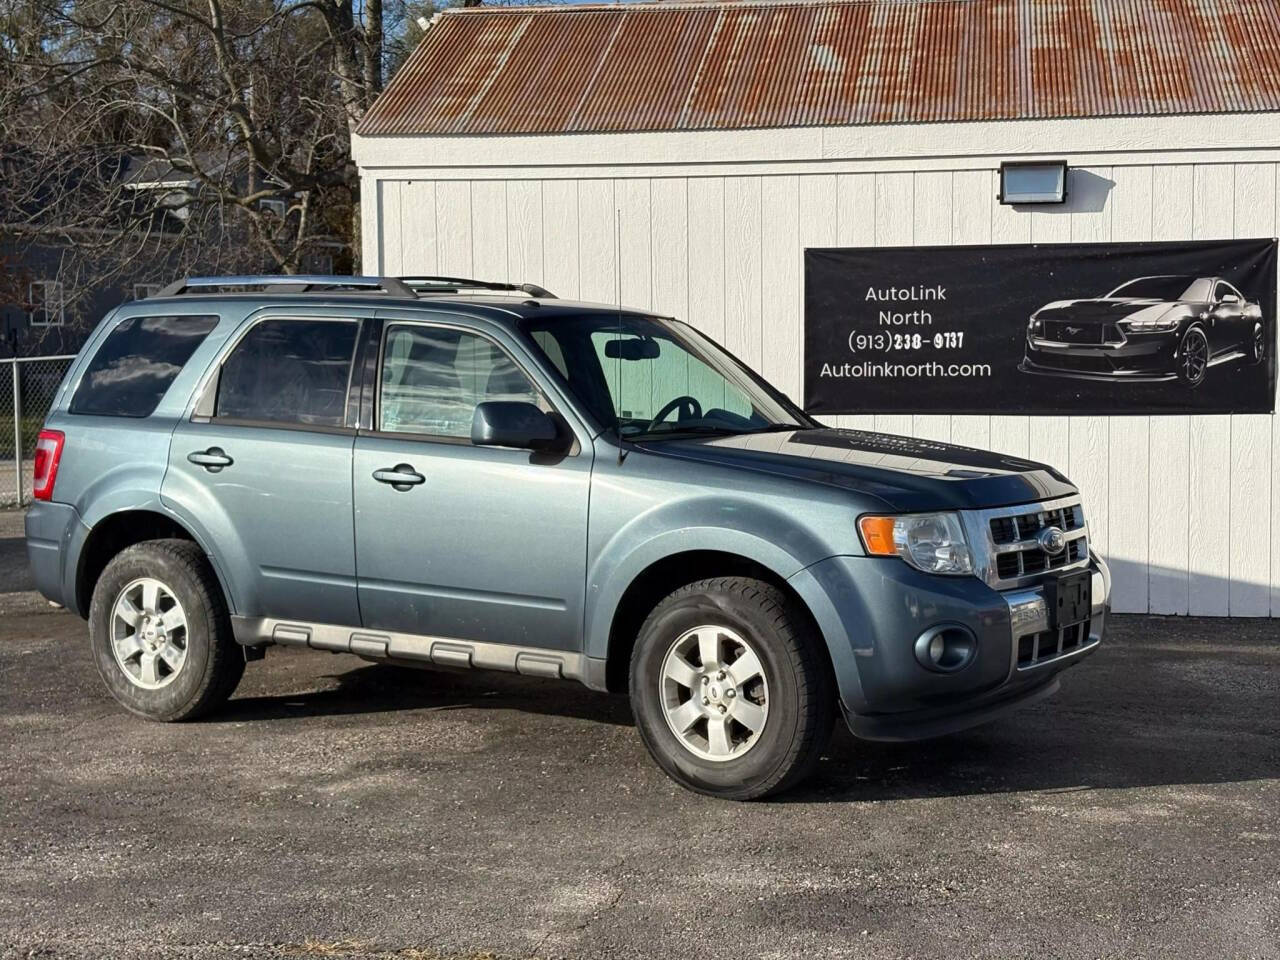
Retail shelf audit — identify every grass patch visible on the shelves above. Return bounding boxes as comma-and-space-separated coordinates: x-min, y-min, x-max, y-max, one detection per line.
0, 415, 50, 459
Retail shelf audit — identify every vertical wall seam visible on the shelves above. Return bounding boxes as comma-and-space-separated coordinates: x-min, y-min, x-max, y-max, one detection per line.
433, 181, 441, 277
375, 180, 385, 275
1152, 409, 1162, 611
1147, 164, 1155, 612
1221, 162, 1235, 613
503, 181, 511, 276
788, 175, 798, 396
752, 175, 762, 363
1187, 163, 1197, 616
396, 181, 404, 275
717, 176, 723, 335
467, 181, 475, 274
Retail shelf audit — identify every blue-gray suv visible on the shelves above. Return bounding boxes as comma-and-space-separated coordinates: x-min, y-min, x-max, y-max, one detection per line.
26, 275, 1110, 799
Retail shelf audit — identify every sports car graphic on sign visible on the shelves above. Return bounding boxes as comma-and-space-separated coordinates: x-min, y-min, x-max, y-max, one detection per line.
1019, 275, 1265, 387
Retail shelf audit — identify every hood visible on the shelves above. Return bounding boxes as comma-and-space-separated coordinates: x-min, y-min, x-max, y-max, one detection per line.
638, 428, 1076, 512
1034, 297, 1175, 324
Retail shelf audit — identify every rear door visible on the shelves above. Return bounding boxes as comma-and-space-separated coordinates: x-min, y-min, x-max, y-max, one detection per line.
162, 311, 365, 625
352, 317, 592, 652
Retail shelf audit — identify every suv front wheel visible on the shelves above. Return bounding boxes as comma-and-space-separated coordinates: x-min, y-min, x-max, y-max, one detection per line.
629, 577, 834, 800
88, 539, 244, 721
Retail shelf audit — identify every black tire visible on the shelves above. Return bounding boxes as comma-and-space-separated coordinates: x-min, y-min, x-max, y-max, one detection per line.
629, 577, 834, 800
1177, 325, 1210, 387
1250, 322, 1265, 365
88, 539, 244, 721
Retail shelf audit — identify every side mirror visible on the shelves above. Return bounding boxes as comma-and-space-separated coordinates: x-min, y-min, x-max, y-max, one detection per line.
471, 401, 564, 451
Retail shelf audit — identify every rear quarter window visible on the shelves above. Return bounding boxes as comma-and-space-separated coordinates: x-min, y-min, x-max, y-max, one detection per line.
69, 315, 219, 418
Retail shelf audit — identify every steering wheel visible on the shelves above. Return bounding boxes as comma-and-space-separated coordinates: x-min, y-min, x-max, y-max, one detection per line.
646, 395, 702, 432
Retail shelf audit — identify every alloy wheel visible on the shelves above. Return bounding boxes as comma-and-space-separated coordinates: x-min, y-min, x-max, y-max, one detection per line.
111, 577, 189, 690
659, 624, 769, 762
1180, 328, 1209, 385
1253, 323, 1265, 363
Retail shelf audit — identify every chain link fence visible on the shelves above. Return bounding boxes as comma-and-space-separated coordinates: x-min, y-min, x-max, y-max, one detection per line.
0, 356, 76, 509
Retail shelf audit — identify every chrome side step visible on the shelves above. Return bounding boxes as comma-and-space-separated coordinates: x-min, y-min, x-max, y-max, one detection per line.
231, 616, 588, 683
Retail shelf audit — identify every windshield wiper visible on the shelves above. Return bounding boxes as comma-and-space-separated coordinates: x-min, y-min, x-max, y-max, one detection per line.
743, 423, 805, 434
629, 424, 748, 441
635, 423, 810, 441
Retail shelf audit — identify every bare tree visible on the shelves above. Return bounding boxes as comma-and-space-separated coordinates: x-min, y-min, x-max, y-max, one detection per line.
0, 0, 439, 337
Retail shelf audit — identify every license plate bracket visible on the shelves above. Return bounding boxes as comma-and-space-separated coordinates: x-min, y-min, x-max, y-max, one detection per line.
1045, 569, 1091, 629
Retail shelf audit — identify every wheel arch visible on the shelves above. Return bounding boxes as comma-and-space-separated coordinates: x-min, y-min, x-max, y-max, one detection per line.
1181, 317, 1209, 339
598, 548, 831, 695
75, 507, 229, 618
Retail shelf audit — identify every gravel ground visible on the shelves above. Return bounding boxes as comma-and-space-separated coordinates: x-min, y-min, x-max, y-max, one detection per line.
1, 512, 1277, 959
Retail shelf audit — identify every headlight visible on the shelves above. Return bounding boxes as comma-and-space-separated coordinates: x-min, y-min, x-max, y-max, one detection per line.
1121, 311, 1180, 331
858, 512, 974, 576
1028, 317, 1042, 333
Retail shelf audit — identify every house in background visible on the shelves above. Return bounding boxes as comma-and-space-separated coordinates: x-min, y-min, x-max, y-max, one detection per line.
0, 151, 348, 357
0, 151, 194, 357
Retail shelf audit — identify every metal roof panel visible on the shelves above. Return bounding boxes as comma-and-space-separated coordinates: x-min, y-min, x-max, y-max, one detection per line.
358, 0, 1280, 136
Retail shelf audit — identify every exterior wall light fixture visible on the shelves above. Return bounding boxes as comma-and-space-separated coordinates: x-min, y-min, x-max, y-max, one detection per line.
998, 161, 1068, 205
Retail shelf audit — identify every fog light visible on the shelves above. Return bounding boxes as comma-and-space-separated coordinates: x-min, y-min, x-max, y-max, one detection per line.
914, 624, 976, 673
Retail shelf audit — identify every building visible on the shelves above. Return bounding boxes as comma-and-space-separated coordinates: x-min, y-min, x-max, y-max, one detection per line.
0, 152, 347, 356
353, 0, 1280, 617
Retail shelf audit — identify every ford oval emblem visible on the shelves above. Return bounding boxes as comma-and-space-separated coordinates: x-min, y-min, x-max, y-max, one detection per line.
1038, 526, 1067, 556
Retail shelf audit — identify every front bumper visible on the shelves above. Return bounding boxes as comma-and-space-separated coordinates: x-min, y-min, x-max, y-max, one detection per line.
1019, 330, 1179, 382
788, 552, 1110, 742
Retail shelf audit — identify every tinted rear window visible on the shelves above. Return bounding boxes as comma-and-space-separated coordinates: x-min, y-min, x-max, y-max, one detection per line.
215, 318, 359, 427
70, 315, 219, 418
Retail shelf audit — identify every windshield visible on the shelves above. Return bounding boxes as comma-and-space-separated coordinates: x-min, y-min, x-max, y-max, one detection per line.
1106, 276, 1203, 301
520, 312, 809, 440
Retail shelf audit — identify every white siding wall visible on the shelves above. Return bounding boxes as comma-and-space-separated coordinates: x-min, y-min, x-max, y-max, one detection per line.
366, 161, 1280, 616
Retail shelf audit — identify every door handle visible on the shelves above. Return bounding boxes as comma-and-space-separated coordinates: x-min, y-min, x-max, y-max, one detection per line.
187, 447, 233, 472
372, 463, 425, 490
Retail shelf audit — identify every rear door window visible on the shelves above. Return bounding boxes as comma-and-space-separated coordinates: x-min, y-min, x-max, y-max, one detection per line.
216, 318, 359, 427
70, 314, 220, 418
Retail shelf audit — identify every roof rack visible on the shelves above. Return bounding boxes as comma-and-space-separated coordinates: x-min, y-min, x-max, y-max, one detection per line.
399, 275, 557, 299
155, 275, 418, 298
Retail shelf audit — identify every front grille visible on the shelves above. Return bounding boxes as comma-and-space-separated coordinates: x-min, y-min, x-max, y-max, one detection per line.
1017, 620, 1092, 668
1040, 321, 1120, 344
989, 501, 1087, 582
990, 503, 1081, 545
996, 537, 1086, 579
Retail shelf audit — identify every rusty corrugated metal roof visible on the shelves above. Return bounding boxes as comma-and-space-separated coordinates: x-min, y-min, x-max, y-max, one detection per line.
358, 0, 1280, 136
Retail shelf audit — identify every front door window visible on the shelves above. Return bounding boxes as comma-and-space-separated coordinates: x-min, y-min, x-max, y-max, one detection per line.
379, 324, 546, 438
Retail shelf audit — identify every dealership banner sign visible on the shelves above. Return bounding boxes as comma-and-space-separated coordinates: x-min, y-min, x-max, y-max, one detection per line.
804, 238, 1277, 415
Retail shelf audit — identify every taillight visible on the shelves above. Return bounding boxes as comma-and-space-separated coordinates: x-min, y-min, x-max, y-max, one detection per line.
32, 429, 64, 501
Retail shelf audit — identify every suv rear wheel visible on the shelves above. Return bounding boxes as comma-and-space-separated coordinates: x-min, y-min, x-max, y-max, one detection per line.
88, 539, 243, 721
629, 577, 833, 800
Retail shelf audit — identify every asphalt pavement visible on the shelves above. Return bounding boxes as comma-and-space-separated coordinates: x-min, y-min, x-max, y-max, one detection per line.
1, 511, 1277, 959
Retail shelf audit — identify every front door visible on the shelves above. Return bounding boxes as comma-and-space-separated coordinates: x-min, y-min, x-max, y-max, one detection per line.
1210, 280, 1253, 357
353, 320, 592, 651
163, 315, 362, 626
